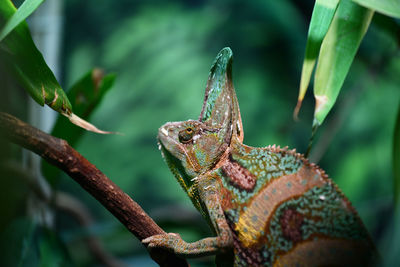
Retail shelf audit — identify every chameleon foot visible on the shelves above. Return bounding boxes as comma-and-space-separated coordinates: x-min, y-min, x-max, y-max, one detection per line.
142, 233, 184, 253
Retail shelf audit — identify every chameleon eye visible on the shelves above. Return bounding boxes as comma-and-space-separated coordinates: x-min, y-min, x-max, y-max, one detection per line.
179, 127, 195, 143
185, 128, 193, 134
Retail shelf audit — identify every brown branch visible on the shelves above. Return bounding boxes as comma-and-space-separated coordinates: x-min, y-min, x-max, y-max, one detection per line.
0, 112, 188, 267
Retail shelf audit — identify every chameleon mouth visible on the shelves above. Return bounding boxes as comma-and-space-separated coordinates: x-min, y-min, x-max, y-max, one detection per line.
158, 141, 178, 175
158, 141, 191, 193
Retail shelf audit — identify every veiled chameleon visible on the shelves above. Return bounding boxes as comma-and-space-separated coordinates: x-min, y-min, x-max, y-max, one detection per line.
143, 48, 378, 266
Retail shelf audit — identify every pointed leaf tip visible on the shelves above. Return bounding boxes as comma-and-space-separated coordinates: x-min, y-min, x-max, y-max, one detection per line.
293, 99, 303, 121
66, 113, 116, 135
313, 0, 373, 125
296, 0, 339, 121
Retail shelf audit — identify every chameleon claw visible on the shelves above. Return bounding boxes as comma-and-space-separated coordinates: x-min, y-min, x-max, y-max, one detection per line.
142, 234, 167, 249
142, 233, 185, 254
141, 236, 152, 244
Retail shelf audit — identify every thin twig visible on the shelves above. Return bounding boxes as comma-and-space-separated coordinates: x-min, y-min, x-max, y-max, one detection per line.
0, 112, 188, 267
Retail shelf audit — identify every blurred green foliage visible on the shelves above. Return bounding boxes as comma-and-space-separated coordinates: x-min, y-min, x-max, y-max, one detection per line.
1, 0, 399, 266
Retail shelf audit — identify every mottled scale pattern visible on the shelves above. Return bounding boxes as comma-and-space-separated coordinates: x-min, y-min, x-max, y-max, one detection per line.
216, 145, 374, 266
147, 48, 378, 267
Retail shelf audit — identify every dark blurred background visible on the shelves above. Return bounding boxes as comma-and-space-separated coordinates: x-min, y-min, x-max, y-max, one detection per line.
1, 0, 399, 266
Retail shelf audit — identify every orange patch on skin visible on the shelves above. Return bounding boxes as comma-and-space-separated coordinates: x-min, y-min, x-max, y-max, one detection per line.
220, 185, 234, 210
236, 165, 327, 247
186, 150, 203, 173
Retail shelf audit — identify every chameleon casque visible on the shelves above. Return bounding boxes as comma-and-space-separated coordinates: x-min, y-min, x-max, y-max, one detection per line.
143, 48, 378, 266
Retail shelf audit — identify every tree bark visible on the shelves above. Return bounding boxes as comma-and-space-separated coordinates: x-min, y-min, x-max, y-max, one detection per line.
0, 112, 188, 267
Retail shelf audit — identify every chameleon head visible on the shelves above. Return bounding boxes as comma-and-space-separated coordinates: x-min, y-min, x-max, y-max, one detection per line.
158, 47, 243, 192
158, 120, 227, 188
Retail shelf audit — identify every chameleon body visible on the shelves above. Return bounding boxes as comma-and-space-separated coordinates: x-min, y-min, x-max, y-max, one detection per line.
143, 48, 378, 266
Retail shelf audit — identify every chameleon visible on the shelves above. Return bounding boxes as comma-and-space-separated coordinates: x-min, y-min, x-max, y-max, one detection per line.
143, 48, 378, 266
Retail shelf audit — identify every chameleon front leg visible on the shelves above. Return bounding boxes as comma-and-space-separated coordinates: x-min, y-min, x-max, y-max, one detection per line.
142, 177, 233, 257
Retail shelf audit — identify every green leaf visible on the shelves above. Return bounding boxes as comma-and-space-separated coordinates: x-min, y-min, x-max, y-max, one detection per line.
42, 69, 116, 184
0, 0, 45, 42
0, 0, 113, 134
295, 0, 339, 118
0, 0, 72, 114
313, 0, 374, 126
352, 0, 400, 19
394, 101, 400, 207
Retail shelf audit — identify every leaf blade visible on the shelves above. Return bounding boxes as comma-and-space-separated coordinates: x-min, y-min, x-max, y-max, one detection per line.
0, 0, 113, 134
0, 0, 45, 42
352, 0, 400, 19
295, 0, 339, 118
313, 0, 374, 125
0, 0, 72, 113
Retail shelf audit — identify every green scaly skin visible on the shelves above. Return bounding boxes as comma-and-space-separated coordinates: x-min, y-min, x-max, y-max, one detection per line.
143, 48, 378, 266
